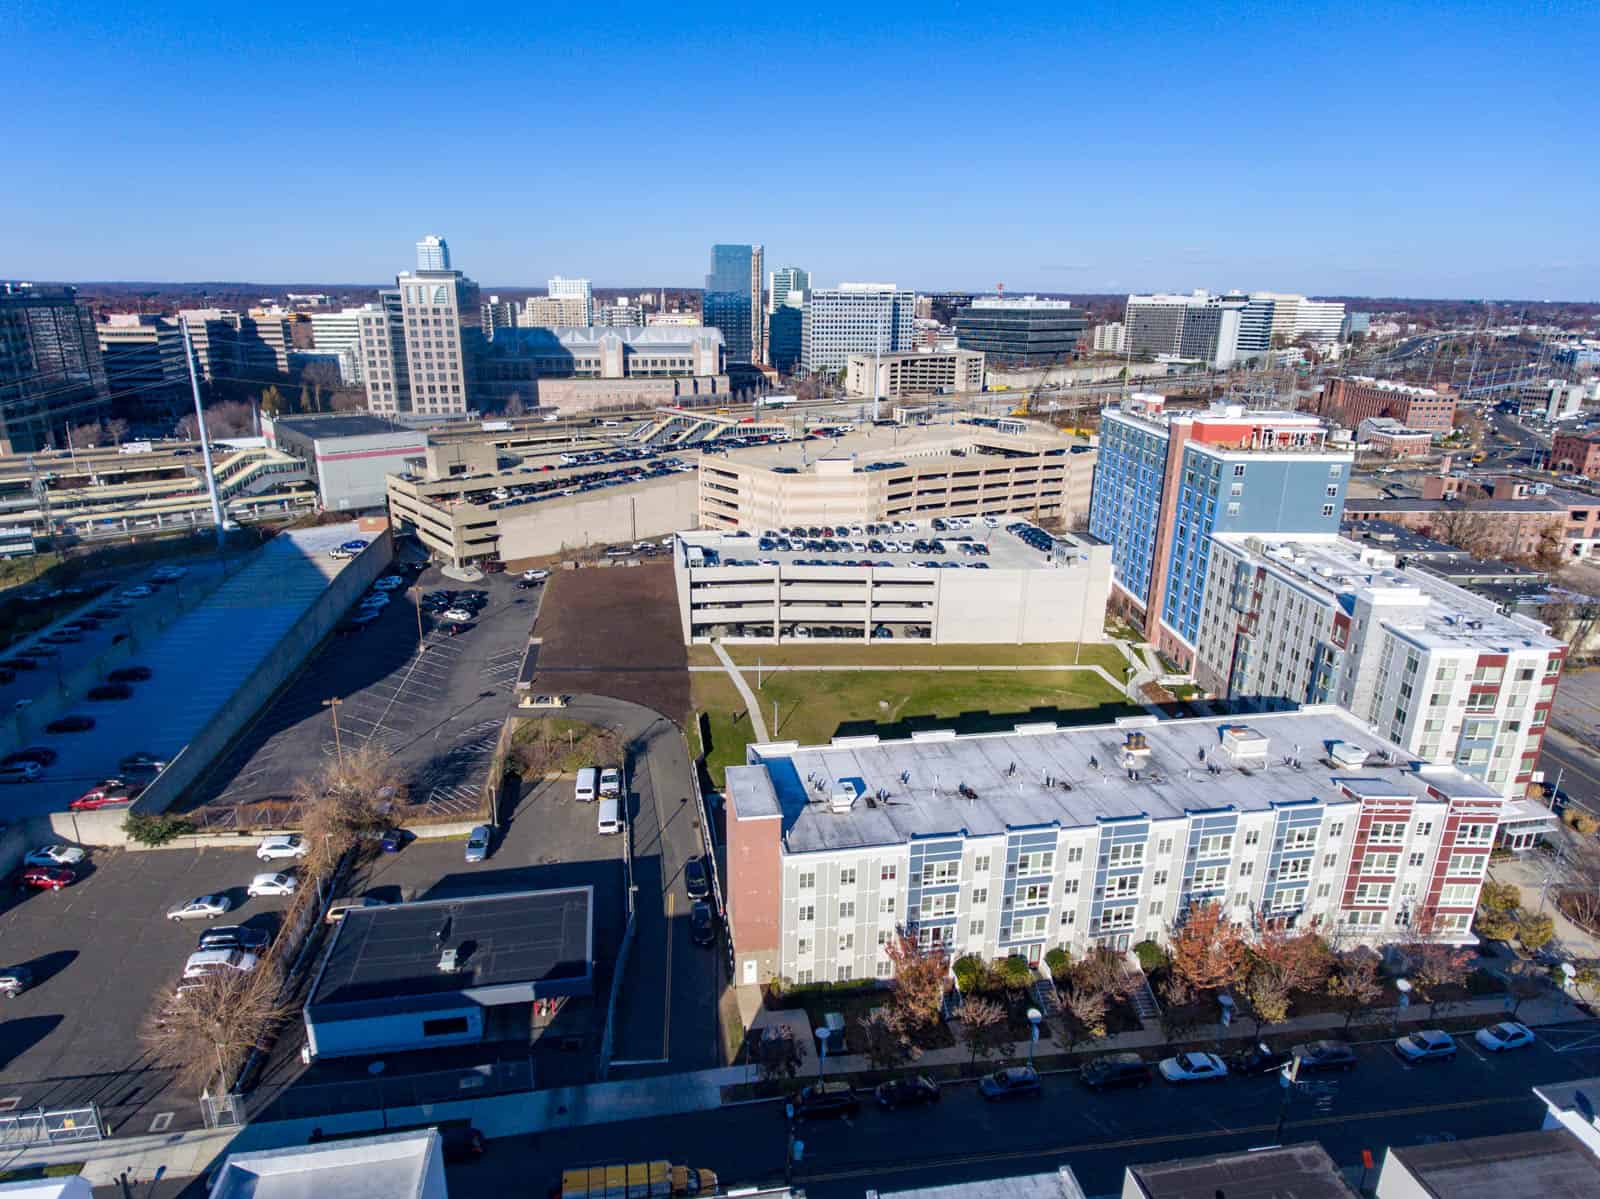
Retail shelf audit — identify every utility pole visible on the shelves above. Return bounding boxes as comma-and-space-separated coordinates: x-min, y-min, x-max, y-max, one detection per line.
322, 697, 345, 767
181, 316, 227, 548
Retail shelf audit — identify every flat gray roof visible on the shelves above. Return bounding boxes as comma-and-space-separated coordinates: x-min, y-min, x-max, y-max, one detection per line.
309, 886, 593, 1019
9, 524, 370, 820
211, 1130, 438, 1199
716, 420, 1077, 473
679, 522, 1098, 573
1129, 1143, 1354, 1199
1388, 1129, 1600, 1198
728, 707, 1503, 853
273, 414, 418, 440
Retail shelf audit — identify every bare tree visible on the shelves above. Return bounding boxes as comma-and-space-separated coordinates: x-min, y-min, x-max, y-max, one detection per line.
957, 997, 1011, 1072
752, 1024, 802, 1084
292, 742, 402, 879
1326, 947, 1384, 1029
142, 963, 286, 1095
857, 1008, 917, 1071
884, 931, 950, 1032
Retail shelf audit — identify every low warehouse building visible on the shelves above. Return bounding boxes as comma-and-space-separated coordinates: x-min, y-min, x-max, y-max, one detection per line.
303, 887, 593, 1060
266, 413, 429, 512
672, 523, 1110, 644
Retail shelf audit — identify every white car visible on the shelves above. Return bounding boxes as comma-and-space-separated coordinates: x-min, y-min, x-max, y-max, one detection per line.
1474, 1021, 1535, 1052
440, 607, 475, 623
256, 834, 307, 861
521, 568, 550, 581
464, 825, 491, 863
120, 584, 154, 599
24, 844, 86, 868
247, 871, 298, 897
183, 949, 259, 979
168, 894, 233, 921
1394, 1029, 1457, 1063
599, 767, 622, 797
1159, 1051, 1229, 1083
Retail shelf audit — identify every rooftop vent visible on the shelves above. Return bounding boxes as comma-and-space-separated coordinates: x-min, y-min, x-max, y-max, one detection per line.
437, 948, 461, 974
829, 779, 862, 814
1219, 723, 1269, 764
1122, 730, 1151, 757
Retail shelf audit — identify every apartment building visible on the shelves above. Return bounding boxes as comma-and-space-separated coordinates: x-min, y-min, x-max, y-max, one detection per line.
307, 308, 367, 383
698, 423, 1095, 532
357, 293, 408, 412
952, 298, 1087, 365
1091, 322, 1125, 353
672, 524, 1109, 646
1, 283, 110, 453
844, 349, 984, 398
1318, 376, 1457, 432
546, 276, 592, 324
725, 707, 1511, 986
1194, 534, 1566, 797
801, 284, 915, 374
1235, 293, 1346, 352
595, 301, 643, 327
1088, 395, 1352, 667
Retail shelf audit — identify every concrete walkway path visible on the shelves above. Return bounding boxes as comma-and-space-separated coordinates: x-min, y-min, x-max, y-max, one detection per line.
687, 661, 1127, 693
711, 641, 770, 741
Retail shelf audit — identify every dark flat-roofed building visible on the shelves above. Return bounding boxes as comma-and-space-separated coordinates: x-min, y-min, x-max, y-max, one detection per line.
954, 297, 1087, 366
304, 886, 593, 1060
1376, 1129, 1600, 1199
1127, 1143, 1355, 1199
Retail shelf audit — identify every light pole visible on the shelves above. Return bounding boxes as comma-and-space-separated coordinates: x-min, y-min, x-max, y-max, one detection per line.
1026, 1008, 1042, 1068
1393, 977, 1411, 1033
322, 697, 345, 767
814, 1025, 830, 1081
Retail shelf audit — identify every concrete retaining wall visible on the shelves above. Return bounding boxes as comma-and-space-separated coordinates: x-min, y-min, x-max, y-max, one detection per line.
52, 533, 393, 847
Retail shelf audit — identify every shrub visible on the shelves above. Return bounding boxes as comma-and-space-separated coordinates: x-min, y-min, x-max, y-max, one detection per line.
122, 812, 196, 846
1518, 912, 1556, 953
1563, 808, 1599, 835
1132, 939, 1169, 973
1044, 947, 1071, 979
953, 954, 987, 995
999, 954, 1035, 991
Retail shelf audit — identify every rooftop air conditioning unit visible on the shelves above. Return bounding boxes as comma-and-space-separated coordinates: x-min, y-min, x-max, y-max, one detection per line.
437, 948, 460, 974
1328, 741, 1368, 769
829, 780, 862, 814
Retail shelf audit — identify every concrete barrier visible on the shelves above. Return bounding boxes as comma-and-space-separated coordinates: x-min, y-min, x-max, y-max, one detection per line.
50, 533, 393, 847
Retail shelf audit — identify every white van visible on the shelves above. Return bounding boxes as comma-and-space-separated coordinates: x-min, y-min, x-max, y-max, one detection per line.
575, 767, 598, 803
599, 767, 622, 798
597, 796, 622, 835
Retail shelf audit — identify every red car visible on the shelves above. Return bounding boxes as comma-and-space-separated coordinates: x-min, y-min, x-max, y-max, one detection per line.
70, 781, 143, 811
20, 865, 76, 891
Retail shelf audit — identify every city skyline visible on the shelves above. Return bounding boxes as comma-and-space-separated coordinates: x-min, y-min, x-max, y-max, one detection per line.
5, 4, 1596, 299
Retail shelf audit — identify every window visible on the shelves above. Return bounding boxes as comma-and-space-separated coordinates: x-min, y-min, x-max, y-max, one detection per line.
1018, 883, 1050, 906
877, 960, 893, 978
797, 938, 812, 956
1416, 822, 1433, 838
1230, 483, 1243, 497
797, 969, 814, 985
799, 872, 816, 890
1434, 912, 1470, 934
1353, 882, 1393, 905
1329, 464, 1343, 477
839, 901, 855, 920
920, 893, 957, 918
1234, 891, 1250, 907
877, 930, 891, 946
1227, 502, 1240, 516
1065, 845, 1084, 864
1192, 865, 1227, 889
1244, 829, 1260, 847
423, 1016, 470, 1038
880, 896, 896, 914
1408, 852, 1425, 868
1233, 464, 1246, 477
1362, 852, 1400, 873
1273, 886, 1307, 911
1239, 861, 1254, 877
1457, 823, 1494, 845
839, 868, 856, 887
799, 905, 815, 922
1345, 910, 1384, 928
839, 933, 855, 951
1014, 850, 1055, 876
1010, 915, 1048, 938
972, 886, 989, 905
837, 965, 853, 982
1328, 822, 1345, 837
1316, 883, 1332, 898
1061, 910, 1076, 926
1107, 875, 1140, 897
1448, 854, 1484, 876
974, 855, 991, 874
1440, 883, 1478, 905
1149, 900, 1165, 917
1157, 838, 1174, 855
1322, 504, 1336, 517
1107, 843, 1145, 867
1196, 833, 1234, 857
1098, 907, 1135, 932
969, 919, 986, 937
881, 864, 897, 882
1151, 870, 1168, 887
922, 861, 960, 887
1325, 484, 1338, 498
1285, 827, 1317, 850
1369, 821, 1407, 843
1061, 878, 1079, 895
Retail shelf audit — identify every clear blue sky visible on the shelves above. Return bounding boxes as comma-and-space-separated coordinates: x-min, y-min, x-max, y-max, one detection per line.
7, 1, 1597, 299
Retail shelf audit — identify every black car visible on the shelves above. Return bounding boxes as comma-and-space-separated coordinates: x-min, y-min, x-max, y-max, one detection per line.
198, 925, 271, 953
790, 1082, 860, 1120
2, 747, 58, 767
88, 683, 134, 701
46, 715, 95, 734
1080, 1053, 1154, 1091
108, 665, 153, 683
684, 857, 710, 900
1290, 1040, 1357, 1074
689, 901, 716, 947
1230, 1043, 1293, 1076
874, 1075, 940, 1109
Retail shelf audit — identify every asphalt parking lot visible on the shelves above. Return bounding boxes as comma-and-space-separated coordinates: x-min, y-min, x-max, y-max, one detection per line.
185, 565, 542, 823
246, 774, 628, 1120
0, 844, 295, 1134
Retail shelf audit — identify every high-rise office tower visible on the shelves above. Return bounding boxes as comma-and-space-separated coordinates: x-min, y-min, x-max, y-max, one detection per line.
1122, 291, 1246, 368
0, 283, 110, 454
704, 244, 763, 364
546, 277, 593, 325
416, 234, 450, 271
358, 290, 409, 412
392, 269, 476, 415
767, 266, 809, 314
800, 283, 914, 374
1087, 393, 1352, 670
97, 314, 190, 419
953, 297, 1088, 365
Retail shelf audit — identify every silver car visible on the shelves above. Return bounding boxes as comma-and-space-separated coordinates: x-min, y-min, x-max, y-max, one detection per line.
464, 825, 491, 863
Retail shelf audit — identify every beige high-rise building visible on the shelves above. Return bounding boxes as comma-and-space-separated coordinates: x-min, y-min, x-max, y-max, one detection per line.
394, 270, 474, 416
521, 295, 591, 328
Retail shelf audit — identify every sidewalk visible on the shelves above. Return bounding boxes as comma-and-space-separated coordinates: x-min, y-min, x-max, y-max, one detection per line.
711, 641, 770, 740
11, 993, 1590, 1188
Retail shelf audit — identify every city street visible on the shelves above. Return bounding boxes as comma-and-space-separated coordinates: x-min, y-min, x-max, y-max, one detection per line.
447, 1025, 1600, 1198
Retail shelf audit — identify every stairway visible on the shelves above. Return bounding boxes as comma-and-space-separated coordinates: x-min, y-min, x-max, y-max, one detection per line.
1122, 955, 1162, 1023
1031, 972, 1062, 1020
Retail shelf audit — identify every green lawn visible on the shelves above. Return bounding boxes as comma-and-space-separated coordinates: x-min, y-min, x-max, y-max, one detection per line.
692, 668, 1137, 787
719, 641, 1131, 679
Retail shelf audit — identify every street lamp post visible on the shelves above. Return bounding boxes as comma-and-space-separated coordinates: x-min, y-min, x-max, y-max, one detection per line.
1026, 1008, 1042, 1067
814, 1026, 830, 1081
322, 697, 345, 767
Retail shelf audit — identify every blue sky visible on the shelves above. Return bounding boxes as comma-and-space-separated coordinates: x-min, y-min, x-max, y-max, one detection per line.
6, 1, 1597, 298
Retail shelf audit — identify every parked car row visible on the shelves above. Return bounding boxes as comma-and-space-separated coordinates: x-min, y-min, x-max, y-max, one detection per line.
14, 842, 89, 893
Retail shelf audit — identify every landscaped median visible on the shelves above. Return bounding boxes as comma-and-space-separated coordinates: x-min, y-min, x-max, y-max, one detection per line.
690, 663, 1137, 787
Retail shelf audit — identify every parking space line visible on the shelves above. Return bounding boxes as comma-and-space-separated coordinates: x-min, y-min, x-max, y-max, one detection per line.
149, 1112, 173, 1132
662, 890, 674, 1061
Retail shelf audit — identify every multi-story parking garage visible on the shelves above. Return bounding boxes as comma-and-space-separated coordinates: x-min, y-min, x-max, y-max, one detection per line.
672, 523, 1110, 645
